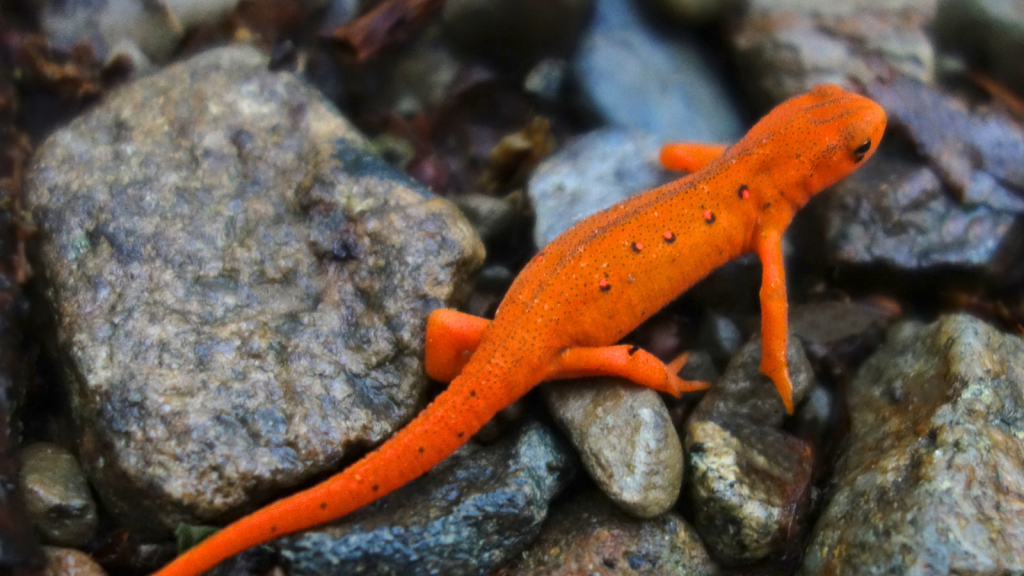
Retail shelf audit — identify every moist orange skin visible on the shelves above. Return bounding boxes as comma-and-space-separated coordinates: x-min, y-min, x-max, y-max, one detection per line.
152, 85, 886, 576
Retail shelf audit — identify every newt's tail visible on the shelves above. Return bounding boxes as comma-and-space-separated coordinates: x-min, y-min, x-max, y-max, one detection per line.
152, 364, 521, 576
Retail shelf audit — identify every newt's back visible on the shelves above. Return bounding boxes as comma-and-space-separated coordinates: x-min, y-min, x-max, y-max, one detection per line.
483, 84, 886, 356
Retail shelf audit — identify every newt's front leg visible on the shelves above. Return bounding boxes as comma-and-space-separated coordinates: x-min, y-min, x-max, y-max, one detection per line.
659, 143, 728, 172
754, 228, 795, 414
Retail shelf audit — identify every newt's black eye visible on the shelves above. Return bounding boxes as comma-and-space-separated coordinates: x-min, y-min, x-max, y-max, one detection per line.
853, 139, 872, 162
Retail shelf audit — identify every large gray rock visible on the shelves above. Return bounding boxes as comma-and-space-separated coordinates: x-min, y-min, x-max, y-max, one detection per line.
277, 421, 576, 576
25, 46, 484, 535
868, 78, 1024, 209
731, 0, 935, 108
801, 315, 1024, 575
820, 145, 1017, 269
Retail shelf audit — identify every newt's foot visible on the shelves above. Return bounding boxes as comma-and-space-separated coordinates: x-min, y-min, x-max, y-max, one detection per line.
665, 352, 710, 396
548, 345, 708, 397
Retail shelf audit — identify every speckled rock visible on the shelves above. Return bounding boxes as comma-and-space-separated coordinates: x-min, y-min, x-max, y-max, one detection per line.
18, 443, 97, 547
801, 315, 1024, 575
442, 0, 592, 69
543, 378, 683, 518
573, 0, 743, 142
731, 0, 936, 107
276, 421, 576, 576
820, 144, 1017, 268
494, 491, 718, 576
684, 335, 815, 564
40, 547, 108, 576
528, 128, 674, 247
24, 46, 485, 535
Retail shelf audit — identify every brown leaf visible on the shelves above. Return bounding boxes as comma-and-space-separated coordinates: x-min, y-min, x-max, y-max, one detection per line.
328, 0, 446, 62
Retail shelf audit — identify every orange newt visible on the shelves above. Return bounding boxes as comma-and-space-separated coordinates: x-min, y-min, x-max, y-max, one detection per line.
153, 84, 885, 576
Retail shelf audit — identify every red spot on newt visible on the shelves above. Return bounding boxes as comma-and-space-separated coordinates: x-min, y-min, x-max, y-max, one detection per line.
599, 278, 611, 291
151, 85, 887, 576
739, 184, 750, 199
703, 210, 715, 223
631, 242, 643, 252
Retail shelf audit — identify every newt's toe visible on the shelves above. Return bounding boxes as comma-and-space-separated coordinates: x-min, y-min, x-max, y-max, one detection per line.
666, 352, 711, 397
771, 372, 794, 414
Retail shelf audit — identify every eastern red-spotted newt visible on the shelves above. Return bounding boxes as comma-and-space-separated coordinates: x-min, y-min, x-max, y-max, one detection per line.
153, 84, 885, 576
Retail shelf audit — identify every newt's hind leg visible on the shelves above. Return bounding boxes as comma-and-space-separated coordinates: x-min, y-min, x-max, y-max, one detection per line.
659, 143, 729, 172
425, 309, 489, 382
547, 345, 709, 397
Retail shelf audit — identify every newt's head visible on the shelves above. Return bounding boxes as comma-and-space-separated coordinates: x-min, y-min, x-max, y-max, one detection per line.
747, 84, 887, 208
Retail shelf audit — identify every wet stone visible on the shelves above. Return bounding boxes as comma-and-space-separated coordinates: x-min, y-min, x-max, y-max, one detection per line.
574, 0, 743, 143
528, 128, 675, 247
40, 546, 108, 576
731, 0, 935, 107
18, 443, 98, 547
684, 335, 815, 564
801, 315, 1024, 575
276, 421, 576, 576
820, 144, 1017, 269
543, 377, 683, 518
494, 491, 718, 576
24, 46, 485, 535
